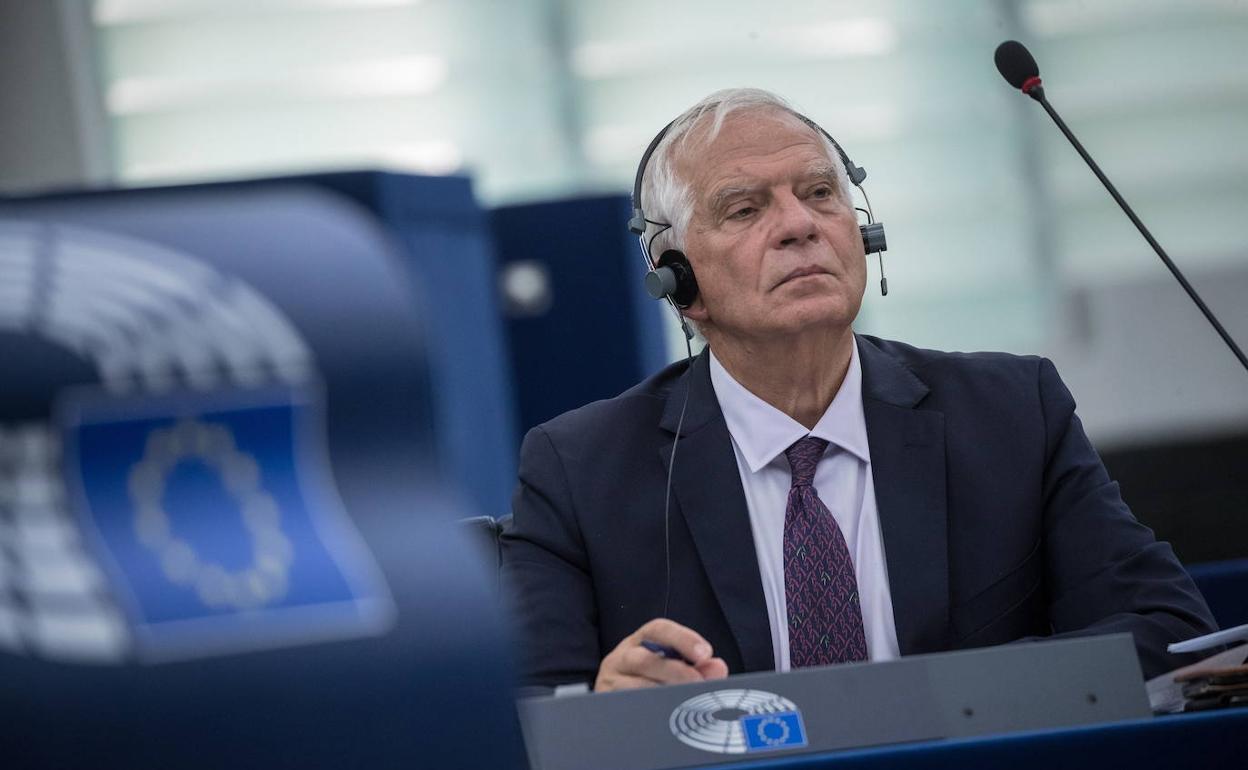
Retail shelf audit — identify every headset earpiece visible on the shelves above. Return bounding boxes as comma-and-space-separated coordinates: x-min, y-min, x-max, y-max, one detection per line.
861, 221, 889, 296
860, 222, 887, 255
644, 250, 699, 308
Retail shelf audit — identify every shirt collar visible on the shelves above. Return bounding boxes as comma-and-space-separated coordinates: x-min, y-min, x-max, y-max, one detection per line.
709, 337, 871, 473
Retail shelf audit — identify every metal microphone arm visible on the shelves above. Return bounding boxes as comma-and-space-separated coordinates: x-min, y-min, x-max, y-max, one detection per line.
1026, 82, 1248, 376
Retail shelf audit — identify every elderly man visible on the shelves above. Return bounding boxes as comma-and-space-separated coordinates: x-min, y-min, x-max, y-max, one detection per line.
501, 88, 1216, 693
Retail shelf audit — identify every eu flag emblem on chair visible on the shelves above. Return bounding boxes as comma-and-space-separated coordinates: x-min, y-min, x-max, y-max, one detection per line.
61, 387, 393, 663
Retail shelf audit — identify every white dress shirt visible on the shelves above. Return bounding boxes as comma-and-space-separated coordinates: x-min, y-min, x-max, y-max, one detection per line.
708, 338, 900, 670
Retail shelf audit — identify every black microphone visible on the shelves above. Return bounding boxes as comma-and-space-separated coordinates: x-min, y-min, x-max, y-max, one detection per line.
994, 40, 1248, 377
994, 40, 1043, 97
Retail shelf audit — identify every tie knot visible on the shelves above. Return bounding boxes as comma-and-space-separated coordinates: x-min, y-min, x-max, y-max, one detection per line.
785, 436, 828, 487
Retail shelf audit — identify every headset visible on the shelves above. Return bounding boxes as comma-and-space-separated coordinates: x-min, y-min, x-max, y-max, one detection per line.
628, 111, 889, 326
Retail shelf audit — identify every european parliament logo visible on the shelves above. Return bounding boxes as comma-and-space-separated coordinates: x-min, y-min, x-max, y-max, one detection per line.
61, 388, 394, 663
669, 689, 808, 755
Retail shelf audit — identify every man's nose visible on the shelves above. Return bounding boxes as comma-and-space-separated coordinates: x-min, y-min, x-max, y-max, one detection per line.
771, 191, 819, 248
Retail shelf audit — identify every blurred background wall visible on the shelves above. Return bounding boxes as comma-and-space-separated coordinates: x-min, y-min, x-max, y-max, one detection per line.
2, 0, 1246, 561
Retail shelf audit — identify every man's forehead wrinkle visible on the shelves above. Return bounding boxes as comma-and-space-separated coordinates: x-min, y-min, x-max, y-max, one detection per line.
676, 112, 835, 217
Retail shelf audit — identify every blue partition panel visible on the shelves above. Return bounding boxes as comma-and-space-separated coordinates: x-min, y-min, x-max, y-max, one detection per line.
490, 194, 669, 435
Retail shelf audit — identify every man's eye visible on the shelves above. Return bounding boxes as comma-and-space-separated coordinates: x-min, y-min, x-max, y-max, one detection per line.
809, 185, 834, 199
726, 206, 755, 220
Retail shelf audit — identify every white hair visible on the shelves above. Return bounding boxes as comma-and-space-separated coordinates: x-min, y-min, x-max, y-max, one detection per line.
637, 88, 854, 262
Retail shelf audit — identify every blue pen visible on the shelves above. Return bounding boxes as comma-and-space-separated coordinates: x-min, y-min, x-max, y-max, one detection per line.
641, 639, 694, 665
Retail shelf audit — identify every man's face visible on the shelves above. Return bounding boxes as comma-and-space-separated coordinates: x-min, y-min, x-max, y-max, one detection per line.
677, 110, 867, 345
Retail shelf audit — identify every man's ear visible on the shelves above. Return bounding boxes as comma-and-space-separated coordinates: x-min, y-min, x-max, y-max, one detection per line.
682, 297, 709, 323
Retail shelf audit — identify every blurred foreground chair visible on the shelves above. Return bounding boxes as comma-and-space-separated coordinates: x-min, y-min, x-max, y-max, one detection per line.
0, 180, 524, 767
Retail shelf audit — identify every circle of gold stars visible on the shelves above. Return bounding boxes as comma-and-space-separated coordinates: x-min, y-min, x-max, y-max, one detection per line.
127, 419, 293, 610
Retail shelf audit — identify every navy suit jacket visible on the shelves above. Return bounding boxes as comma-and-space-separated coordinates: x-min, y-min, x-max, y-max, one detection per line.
501, 335, 1217, 687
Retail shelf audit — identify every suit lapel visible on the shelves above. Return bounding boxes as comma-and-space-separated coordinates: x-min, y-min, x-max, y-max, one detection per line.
858, 336, 952, 655
658, 353, 774, 673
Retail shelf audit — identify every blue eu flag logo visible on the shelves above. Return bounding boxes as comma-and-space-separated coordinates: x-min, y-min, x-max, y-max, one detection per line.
61, 387, 393, 662
741, 711, 808, 752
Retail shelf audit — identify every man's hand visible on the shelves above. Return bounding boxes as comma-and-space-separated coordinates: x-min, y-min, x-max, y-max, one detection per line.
594, 619, 729, 692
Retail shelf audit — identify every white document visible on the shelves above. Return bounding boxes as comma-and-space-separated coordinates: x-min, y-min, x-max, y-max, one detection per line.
1167, 622, 1248, 653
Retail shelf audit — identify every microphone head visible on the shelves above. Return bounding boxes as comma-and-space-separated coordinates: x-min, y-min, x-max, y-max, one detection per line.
995, 40, 1040, 89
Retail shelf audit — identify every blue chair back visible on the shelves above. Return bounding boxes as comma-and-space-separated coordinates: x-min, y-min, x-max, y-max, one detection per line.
0, 180, 524, 767
1189, 558, 1248, 630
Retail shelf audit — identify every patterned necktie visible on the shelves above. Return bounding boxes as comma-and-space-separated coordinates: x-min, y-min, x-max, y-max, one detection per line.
783, 436, 868, 667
